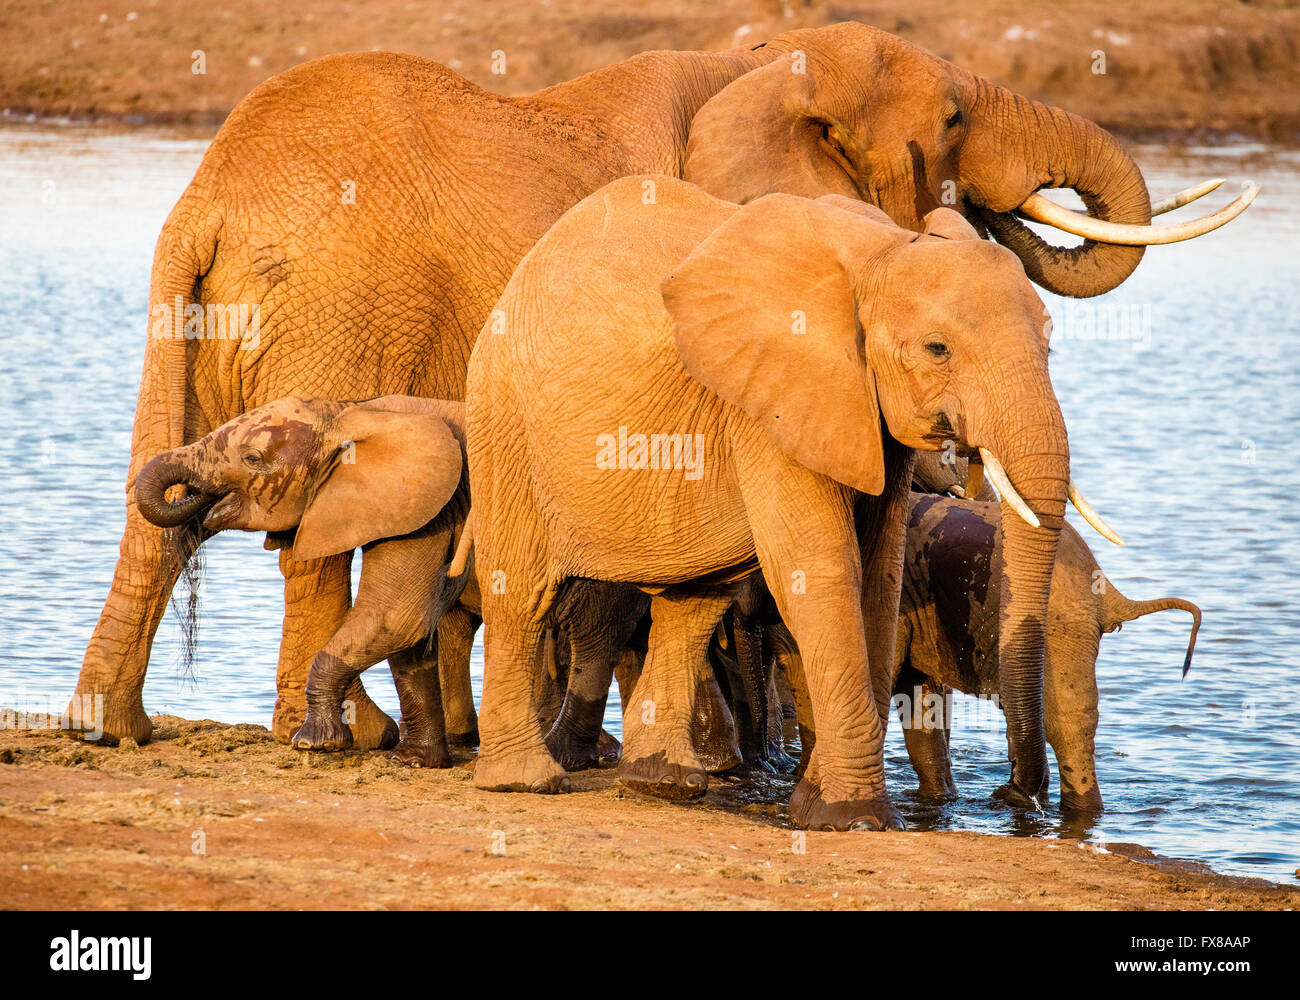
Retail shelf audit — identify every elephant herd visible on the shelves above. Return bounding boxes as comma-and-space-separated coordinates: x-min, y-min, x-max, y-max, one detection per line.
73, 22, 1241, 830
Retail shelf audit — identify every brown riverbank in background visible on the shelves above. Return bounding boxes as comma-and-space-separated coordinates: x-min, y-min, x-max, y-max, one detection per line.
0, 717, 1295, 909
2, 0, 1298, 141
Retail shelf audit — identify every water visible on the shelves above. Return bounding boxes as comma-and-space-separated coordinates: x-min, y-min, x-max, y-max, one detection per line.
0, 124, 1296, 883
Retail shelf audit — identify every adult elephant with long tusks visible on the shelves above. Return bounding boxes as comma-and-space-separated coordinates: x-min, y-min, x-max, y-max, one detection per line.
71, 21, 1250, 746
466, 177, 1121, 826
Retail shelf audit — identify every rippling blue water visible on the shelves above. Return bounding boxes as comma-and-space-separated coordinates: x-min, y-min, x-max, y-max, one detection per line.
0, 125, 1295, 883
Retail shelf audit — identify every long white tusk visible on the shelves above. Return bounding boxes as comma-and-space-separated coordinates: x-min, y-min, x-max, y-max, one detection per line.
1068, 480, 1125, 547
1018, 182, 1260, 246
978, 448, 1040, 529
1151, 178, 1225, 216
1059, 178, 1223, 218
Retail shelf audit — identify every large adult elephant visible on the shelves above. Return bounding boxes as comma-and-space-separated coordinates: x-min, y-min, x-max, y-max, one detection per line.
73, 21, 1241, 746
466, 177, 1105, 825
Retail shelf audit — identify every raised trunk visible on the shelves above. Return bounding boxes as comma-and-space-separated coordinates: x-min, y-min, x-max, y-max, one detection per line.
960, 75, 1151, 298
134, 454, 212, 527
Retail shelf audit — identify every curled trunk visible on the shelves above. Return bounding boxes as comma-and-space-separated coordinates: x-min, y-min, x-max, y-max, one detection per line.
135, 454, 211, 528
960, 75, 1152, 298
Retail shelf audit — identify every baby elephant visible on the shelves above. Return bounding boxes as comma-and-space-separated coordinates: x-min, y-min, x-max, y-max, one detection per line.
135, 395, 473, 768
894, 493, 1201, 812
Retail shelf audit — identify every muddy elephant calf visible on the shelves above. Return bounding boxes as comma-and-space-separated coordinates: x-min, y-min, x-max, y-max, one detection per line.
134, 395, 478, 767
892, 493, 1201, 812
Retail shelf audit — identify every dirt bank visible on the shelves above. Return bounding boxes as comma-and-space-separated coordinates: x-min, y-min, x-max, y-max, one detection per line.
0, 716, 1293, 910
2, 0, 1298, 140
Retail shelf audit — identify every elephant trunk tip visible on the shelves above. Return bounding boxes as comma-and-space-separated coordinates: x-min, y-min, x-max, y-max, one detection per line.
135, 454, 214, 528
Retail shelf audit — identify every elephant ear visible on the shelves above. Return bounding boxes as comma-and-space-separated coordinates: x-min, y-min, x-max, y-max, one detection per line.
923, 207, 982, 242
683, 61, 858, 205
661, 193, 890, 496
293, 400, 463, 562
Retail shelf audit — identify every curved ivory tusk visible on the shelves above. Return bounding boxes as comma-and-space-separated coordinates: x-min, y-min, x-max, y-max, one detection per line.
978, 448, 1040, 529
1067, 480, 1125, 547
1151, 178, 1225, 216
1018, 183, 1259, 246
1059, 179, 1223, 218
964, 458, 985, 502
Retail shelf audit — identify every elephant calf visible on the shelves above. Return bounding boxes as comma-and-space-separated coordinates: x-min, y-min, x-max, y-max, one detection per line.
891, 493, 1201, 812
134, 395, 476, 767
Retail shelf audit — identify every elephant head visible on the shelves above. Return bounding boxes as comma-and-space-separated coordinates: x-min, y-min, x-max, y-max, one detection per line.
134, 396, 464, 563
661, 192, 1122, 804
683, 22, 1252, 298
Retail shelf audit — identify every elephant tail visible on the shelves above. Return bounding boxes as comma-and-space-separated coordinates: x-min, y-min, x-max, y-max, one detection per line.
1100, 585, 1202, 678
423, 513, 474, 654
148, 201, 224, 453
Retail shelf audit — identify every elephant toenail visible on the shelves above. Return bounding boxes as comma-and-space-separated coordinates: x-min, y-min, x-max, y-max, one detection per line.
850, 818, 882, 832
886, 817, 906, 831
557, 777, 572, 793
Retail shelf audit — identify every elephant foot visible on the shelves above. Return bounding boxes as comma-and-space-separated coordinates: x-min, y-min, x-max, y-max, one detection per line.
915, 773, 959, 799
271, 696, 307, 745
474, 747, 572, 794
721, 756, 779, 779
291, 711, 353, 753
619, 752, 709, 801
788, 777, 904, 832
768, 745, 800, 775
447, 726, 480, 748
544, 725, 602, 773
1060, 789, 1104, 816
596, 729, 621, 767
993, 781, 1050, 811
344, 698, 400, 751
389, 739, 452, 769
64, 693, 151, 746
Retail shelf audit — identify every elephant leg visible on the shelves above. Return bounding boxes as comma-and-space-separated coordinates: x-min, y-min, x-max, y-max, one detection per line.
437, 607, 480, 747
896, 666, 957, 798
768, 624, 814, 777
735, 456, 898, 831
1045, 626, 1104, 814
474, 580, 569, 794
387, 646, 452, 769
545, 632, 614, 772
69, 508, 199, 745
613, 645, 644, 720
726, 608, 775, 773
273, 547, 397, 750
773, 658, 797, 719
618, 590, 733, 800
693, 657, 743, 773
855, 442, 915, 730
765, 665, 799, 774
290, 541, 440, 753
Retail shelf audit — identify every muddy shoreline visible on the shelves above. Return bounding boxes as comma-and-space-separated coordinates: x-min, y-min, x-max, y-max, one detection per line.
0, 716, 1293, 910
4, 1, 1298, 142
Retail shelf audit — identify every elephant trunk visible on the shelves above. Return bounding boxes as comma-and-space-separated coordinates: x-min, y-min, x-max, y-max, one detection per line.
135, 453, 213, 528
979, 396, 1069, 805
960, 75, 1151, 298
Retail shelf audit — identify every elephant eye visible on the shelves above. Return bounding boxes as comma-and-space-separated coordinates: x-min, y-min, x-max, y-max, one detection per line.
241, 448, 264, 468
944, 108, 963, 130
820, 122, 848, 159
925, 340, 951, 360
